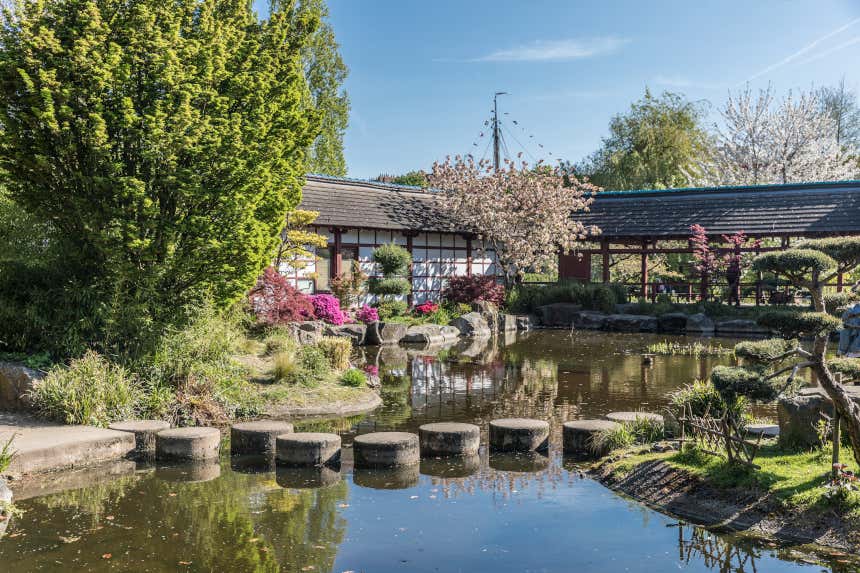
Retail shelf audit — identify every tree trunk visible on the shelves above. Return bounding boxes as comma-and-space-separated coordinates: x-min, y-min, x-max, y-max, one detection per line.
811, 337, 860, 467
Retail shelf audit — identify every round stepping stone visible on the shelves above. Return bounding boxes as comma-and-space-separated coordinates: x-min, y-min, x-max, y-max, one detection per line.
353, 465, 420, 490
489, 451, 550, 473
156, 427, 221, 461
276, 433, 341, 467
745, 423, 780, 438
488, 418, 549, 452
230, 420, 294, 455
276, 465, 341, 489
420, 454, 480, 478
109, 420, 170, 457
563, 419, 621, 456
418, 422, 480, 457
353, 432, 419, 468
155, 461, 221, 483
605, 411, 664, 425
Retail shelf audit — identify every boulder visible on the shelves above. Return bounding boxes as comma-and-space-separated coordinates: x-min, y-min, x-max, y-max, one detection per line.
685, 313, 714, 335
401, 324, 446, 345
0, 362, 42, 411
514, 315, 533, 331
471, 300, 500, 332
449, 312, 491, 338
364, 321, 407, 346
499, 314, 518, 332
536, 303, 582, 328
778, 392, 834, 448
715, 319, 771, 338
605, 314, 658, 333
615, 303, 640, 314
324, 323, 367, 346
657, 312, 689, 334
286, 321, 325, 345
441, 326, 461, 341
573, 311, 608, 330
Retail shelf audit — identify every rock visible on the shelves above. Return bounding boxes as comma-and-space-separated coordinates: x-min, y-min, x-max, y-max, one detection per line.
286, 321, 325, 345
418, 422, 480, 457
230, 420, 294, 456
715, 319, 771, 338
324, 323, 367, 346
499, 314, 518, 332
401, 324, 446, 345
605, 314, 658, 333
651, 441, 679, 453
471, 300, 500, 331
778, 393, 834, 448
839, 302, 860, 357
449, 312, 491, 338
440, 326, 461, 341
605, 411, 664, 425
0, 362, 42, 411
353, 432, 420, 468
489, 418, 549, 452
657, 312, 689, 334
364, 321, 407, 345
108, 420, 171, 458
276, 432, 341, 467
0, 477, 12, 504
536, 303, 582, 328
573, 311, 609, 330
745, 423, 780, 438
562, 419, 620, 457
514, 315, 533, 331
156, 427, 221, 461
614, 303, 640, 314
685, 313, 714, 335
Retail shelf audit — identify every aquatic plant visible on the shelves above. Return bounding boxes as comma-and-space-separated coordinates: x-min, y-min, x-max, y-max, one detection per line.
646, 340, 732, 357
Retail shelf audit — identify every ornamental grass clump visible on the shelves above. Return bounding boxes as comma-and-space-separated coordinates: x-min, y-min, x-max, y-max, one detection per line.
29, 351, 141, 427
316, 336, 352, 370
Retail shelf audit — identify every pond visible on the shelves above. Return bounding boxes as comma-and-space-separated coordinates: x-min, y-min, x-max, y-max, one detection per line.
0, 331, 848, 572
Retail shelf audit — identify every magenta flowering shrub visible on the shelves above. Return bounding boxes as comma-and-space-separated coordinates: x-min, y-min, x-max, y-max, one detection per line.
356, 304, 379, 324
414, 301, 439, 315
363, 364, 379, 376
310, 294, 346, 325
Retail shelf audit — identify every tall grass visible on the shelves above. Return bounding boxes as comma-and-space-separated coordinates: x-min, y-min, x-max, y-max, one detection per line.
0, 435, 16, 473
589, 414, 666, 456
316, 336, 352, 371
646, 340, 733, 357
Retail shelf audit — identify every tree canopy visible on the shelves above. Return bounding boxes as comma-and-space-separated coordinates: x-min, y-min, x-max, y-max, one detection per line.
0, 0, 322, 356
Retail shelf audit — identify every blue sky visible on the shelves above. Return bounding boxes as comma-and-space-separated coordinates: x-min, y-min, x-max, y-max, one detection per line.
259, 1, 860, 178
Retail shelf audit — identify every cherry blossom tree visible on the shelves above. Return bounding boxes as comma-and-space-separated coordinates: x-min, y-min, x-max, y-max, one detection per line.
428, 156, 599, 286
701, 86, 855, 185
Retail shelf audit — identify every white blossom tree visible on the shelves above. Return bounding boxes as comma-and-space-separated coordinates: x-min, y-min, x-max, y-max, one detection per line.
428, 155, 599, 286
701, 86, 856, 185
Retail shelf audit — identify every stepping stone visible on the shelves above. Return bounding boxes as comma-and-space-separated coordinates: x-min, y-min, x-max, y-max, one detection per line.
353, 465, 420, 490
155, 461, 221, 483
488, 418, 549, 452
276, 465, 341, 489
156, 427, 221, 461
563, 419, 621, 456
109, 420, 170, 457
418, 422, 480, 457
605, 411, 664, 425
276, 432, 341, 467
353, 432, 419, 468
420, 454, 480, 478
745, 423, 780, 438
489, 451, 550, 473
230, 420, 294, 455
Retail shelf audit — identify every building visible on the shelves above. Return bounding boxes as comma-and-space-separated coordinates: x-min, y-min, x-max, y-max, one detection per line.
286, 174, 500, 303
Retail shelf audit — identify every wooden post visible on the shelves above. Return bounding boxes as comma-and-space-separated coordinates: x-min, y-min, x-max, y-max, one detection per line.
640, 240, 648, 300
601, 239, 610, 284
406, 233, 414, 307
332, 228, 343, 278
465, 235, 473, 277
837, 271, 844, 293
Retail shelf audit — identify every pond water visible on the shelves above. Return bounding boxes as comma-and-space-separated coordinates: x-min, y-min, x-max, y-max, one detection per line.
0, 331, 851, 572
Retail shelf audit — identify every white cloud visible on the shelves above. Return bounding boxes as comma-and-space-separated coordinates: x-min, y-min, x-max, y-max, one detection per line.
469, 37, 629, 63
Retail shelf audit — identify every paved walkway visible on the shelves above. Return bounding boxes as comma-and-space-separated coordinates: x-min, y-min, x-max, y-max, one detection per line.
0, 412, 134, 478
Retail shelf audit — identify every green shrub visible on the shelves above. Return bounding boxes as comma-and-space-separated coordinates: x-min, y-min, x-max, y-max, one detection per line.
262, 327, 300, 356
710, 365, 782, 403
371, 243, 412, 275
340, 367, 367, 387
316, 336, 352, 371
752, 249, 836, 277
367, 277, 411, 297
669, 379, 747, 421
295, 345, 331, 386
830, 357, 860, 381
757, 311, 842, 339
589, 424, 634, 455
824, 291, 860, 316
29, 351, 141, 426
0, 351, 53, 370
734, 338, 795, 365
374, 299, 408, 320
799, 236, 860, 267
504, 282, 624, 314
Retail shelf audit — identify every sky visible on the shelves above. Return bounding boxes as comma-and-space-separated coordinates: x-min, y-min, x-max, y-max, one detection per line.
255, 0, 860, 179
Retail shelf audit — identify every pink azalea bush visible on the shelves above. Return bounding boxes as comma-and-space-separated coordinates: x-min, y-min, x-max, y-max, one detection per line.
414, 301, 439, 315
363, 364, 379, 376
310, 294, 346, 325
355, 304, 379, 324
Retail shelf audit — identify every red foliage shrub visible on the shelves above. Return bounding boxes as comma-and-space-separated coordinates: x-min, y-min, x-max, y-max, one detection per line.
442, 275, 505, 307
248, 267, 315, 325
414, 301, 439, 315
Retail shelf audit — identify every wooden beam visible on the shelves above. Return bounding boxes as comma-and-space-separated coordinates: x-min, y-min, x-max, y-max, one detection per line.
601, 239, 610, 284
640, 240, 648, 300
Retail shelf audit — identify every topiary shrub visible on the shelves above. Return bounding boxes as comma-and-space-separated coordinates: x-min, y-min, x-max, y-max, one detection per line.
367, 277, 412, 297
799, 236, 860, 267
371, 243, 412, 276
340, 367, 367, 387
248, 266, 315, 325
29, 351, 141, 426
824, 291, 860, 316
710, 365, 783, 402
442, 275, 505, 306
669, 379, 748, 421
734, 338, 796, 366
374, 299, 408, 320
369, 244, 411, 314
757, 311, 842, 339
830, 357, 860, 382
752, 249, 836, 279
310, 294, 346, 325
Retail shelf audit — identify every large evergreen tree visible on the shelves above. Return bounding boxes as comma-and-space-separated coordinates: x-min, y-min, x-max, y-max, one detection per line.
0, 0, 321, 355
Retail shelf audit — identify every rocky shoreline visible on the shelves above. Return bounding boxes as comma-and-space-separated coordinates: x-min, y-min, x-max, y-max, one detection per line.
592, 456, 860, 556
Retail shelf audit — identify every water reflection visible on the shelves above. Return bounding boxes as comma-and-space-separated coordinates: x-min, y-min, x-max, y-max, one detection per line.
420, 454, 480, 478
353, 464, 420, 490
276, 464, 341, 489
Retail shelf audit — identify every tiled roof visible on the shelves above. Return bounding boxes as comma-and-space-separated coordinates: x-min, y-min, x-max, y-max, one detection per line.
300, 174, 459, 232
580, 181, 860, 238
300, 175, 860, 238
